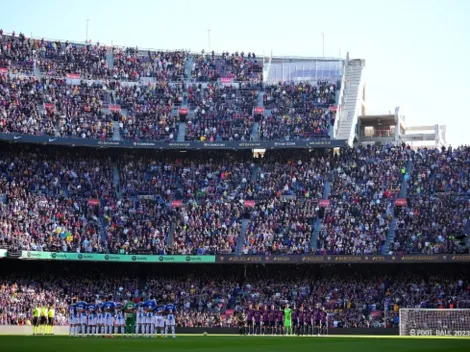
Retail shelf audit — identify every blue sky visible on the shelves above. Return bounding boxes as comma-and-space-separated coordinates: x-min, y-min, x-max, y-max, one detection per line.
1, 0, 469, 145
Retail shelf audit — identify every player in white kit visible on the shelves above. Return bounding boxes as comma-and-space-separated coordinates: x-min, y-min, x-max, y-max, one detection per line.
115, 302, 125, 336
135, 303, 145, 338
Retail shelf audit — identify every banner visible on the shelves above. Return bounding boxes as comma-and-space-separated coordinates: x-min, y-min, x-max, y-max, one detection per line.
254, 107, 265, 114
244, 200, 256, 208
66, 73, 81, 79
220, 78, 233, 83
0, 133, 347, 150
319, 199, 330, 207
44, 103, 55, 111
216, 254, 470, 264
109, 105, 121, 112
171, 200, 183, 208
0, 68, 8, 74
395, 198, 407, 206
0, 249, 7, 258
20, 251, 215, 263
88, 198, 100, 206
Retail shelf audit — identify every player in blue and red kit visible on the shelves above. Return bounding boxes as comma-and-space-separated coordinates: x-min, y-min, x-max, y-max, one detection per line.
305, 307, 313, 336
297, 305, 305, 336
291, 305, 298, 336
276, 307, 284, 335
245, 305, 254, 335
268, 304, 276, 335
253, 306, 261, 335
262, 305, 269, 335
320, 308, 328, 336
314, 308, 322, 336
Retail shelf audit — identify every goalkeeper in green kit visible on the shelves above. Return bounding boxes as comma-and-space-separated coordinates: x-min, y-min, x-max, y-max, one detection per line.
284, 304, 292, 335
123, 299, 136, 337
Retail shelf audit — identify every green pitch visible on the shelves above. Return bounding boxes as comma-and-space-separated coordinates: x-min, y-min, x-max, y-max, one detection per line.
1, 336, 469, 352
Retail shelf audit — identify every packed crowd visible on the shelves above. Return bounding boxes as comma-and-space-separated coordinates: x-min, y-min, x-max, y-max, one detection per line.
317, 145, 409, 255
37, 41, 109, 79
185, 83, 257, 141
242, 198, 316, 255
113, 48, 185, 81
1, 263, 469, 329
114, 82, 183, 141
0, 32, 35, 73
393, 146, 470, 255
0, 145, 469, 256
0, 147, 113, 253
191, 51, 262, 82
0, 31, 336, 144
259, 81, 336, 141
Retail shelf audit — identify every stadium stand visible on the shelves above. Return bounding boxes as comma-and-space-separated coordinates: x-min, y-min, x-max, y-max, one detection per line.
0, 262, 469, 328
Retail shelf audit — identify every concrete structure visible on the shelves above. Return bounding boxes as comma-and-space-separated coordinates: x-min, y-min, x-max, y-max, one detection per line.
357, 107, 447, 149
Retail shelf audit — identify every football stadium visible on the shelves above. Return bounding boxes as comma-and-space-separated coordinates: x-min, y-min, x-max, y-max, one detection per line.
0, 1, 470, 351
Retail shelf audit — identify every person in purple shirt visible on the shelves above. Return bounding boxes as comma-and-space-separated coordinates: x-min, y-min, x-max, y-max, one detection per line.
253, 306, 262, 335
268, 304, 276, 335
262, 304, 269, 335
276, 307, 284, 335
245, 304, 254, 335
315, 308, 322, 335
297, 306, 305, 336
320, 309, 328, 336
291, 305, 298, 335
305, 307, 313, 336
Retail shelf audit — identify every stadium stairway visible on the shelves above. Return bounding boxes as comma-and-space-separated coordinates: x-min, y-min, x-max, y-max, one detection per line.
112, 162, 122, 199
177, 123, 186, 142
112, 121, 121, 141
334, 59, 365, 145
382, 157, 414, 254
251, 122, 260, 141
98, 213, 108, 247
257, 91, 264, 106
250, 92, 264, 141
106, 48, 114, 70
33, 64, 41, 79
310, 175, 332, 252
400, 158, 414, 198
185, 55, 193, 83
236, 219, 250, 255
382, 210, 397, 255
167, 223, 175, 249
114, 109, 127, 141
251, 165, 260, 183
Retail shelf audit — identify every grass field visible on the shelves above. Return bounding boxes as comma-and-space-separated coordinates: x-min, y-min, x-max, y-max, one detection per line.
1, 336, 470, 352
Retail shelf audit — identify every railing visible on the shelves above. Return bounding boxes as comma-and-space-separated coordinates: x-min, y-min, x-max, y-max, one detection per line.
361, 130, 394, 138
333, 54, 348, 138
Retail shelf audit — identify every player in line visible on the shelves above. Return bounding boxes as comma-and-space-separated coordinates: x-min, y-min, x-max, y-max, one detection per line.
143, 296, 157, 338
165, 301, 177, 338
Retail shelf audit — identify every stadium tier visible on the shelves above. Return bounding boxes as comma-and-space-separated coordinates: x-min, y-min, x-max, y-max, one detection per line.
0, 31, 345, 146
0, 144, 468, 255
0, 261, 469, 330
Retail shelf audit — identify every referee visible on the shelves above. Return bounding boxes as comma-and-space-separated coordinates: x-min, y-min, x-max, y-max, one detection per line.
33, 305, 41, 335
48, 304, 55, 335
40, 304, 48, 335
